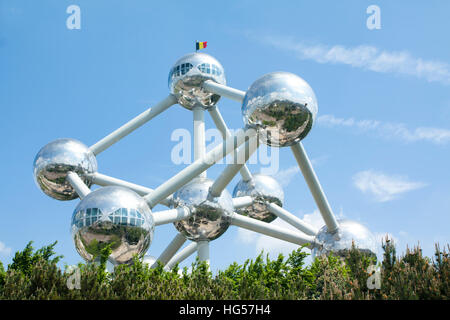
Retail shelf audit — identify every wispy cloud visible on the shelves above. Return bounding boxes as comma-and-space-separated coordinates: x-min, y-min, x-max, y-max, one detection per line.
273, 157, 329, 187
318, 114, 450, 145
236, 210, 330, 259
274, 166, 299, 187
259, 35, 450, 85
0, 241, 11, 256
237, 218, 301, 259
353, 170, 426, 202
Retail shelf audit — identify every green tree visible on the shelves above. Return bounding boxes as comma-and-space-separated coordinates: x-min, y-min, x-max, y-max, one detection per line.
8, 241, 62, 277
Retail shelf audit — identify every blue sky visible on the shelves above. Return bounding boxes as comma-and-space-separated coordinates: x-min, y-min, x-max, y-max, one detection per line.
1, 1, 449, 272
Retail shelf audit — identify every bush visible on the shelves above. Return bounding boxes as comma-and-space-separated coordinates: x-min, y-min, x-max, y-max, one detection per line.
0, 239, 448, 300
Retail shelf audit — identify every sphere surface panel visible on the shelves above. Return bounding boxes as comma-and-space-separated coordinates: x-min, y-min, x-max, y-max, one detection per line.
172, 177, 234, 241
242, 72, 318, 147
312, 219, 377, 259
168, 52, 226, 110
33, 138, 97, 200
232, 174, 284, 223
71, 186, 154, 265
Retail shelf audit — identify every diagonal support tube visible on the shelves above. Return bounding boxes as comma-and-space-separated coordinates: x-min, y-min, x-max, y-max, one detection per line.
267, 203, 318, 236
202, 80, 245, 103
209, 135, 259, 197
164, 242, 198, 270
89, 94, 177, 155
230, 213, 320, 249
155, 233, 187, 267
291, 142, 339, 233
66, 172, 91, 199
86, 172, 172, 207
144, 128, 257, 208
152, 207, 192, 226
208, 106, 253, 181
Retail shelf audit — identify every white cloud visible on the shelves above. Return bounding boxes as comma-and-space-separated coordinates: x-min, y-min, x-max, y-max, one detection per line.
236, 210, 330, 259
273, 157, 329, 188
353, 170, 426, 202
374, 232, 397, 246
399, 230, 409, 237
318, 114, 450, 145
260, 36, 450, 85
237, 226, 258, 244
0, 241, 12, 256
273, 165, 299, 187
301, 209, 326, 231
237, 216, 308, 259
373, 232, 398, 259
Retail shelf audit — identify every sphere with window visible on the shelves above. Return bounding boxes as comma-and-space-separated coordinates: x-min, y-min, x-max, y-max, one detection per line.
71, 186, 154, 265
168, 52, 226, 110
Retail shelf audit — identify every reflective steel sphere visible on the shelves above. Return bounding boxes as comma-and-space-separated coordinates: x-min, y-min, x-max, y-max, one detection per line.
312, 219, 377, 259
172, 177, 234, 241
33, 138, 97, 200
232, 174, 284, 223
168, 52, 226, 110
71, 186, 154, 265
242, 72, 318, 147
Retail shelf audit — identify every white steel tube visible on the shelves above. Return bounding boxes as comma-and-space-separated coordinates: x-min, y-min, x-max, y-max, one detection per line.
144, 128, 257, 208
230, 213, 319, 249
291, 142, 339, 233
232, 196, 253, 209
89, 94, 177, 155
209, 135, 259, 197
202, 80, 245, 103
164, 242, 198, 270
208, 106, 252, 181
267, 203, 318, 236
86, 172, 172, 207
66, 172, 91, 199
193, 106, 206, 178
152, 207, 192, 226
156, 233, 187, 267
197, 240, 210, 266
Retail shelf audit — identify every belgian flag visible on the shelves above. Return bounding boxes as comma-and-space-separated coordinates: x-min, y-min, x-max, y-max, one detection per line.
196, 41, 207, 51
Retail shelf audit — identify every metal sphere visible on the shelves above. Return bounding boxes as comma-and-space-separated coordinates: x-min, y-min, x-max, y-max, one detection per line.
33, 138, 97, 200
33, 138, 97, 201
168, 52, 226, 110
312, 219, 377, 259
232, 174, 284, 223
172, 177, 234, 241
242, 72, 318, 147
71, 186, 154, 265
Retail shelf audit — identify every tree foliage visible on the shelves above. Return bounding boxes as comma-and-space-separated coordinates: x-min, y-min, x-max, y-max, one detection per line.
0, 239, 448, 300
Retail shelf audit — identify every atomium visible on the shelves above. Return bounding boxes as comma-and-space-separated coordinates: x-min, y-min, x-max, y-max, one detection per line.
71, 186, 154, 265
232, 174, 284, 223
34, 49, 379, 269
